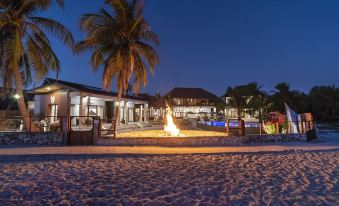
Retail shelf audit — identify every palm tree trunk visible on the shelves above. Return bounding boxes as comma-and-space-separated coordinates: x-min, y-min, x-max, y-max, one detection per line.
13, 67, 38, 132
113, 82, 123, 129
237, 108, 242, 121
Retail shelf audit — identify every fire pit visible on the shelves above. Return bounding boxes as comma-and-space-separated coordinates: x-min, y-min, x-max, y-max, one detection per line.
116, 105, 228, 138
117, 130, 227, 138
163, 105, 185, 137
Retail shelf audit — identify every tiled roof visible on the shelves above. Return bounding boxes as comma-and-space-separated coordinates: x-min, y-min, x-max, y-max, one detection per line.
164, 87, 218, 100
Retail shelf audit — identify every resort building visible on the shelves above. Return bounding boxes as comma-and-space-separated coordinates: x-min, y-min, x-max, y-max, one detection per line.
135, 93, 166, 121
164, 87, 219, 119
221, 95, 257, 120
30, 78, 150, 127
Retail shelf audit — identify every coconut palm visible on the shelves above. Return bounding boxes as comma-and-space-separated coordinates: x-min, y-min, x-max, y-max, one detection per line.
75, 0, 159, 128
0, 0, 74, 131
309, 85, 339, 120
224, 85, 250, 121
271, 82, 300, 112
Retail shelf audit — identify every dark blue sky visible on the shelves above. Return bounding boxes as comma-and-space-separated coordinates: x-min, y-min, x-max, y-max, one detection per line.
43, 0, 339, 96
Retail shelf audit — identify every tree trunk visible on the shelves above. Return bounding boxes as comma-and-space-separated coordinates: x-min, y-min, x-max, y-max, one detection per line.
237, 108, 242, 121
13, 67, 38, 132
112, 82, 123, 129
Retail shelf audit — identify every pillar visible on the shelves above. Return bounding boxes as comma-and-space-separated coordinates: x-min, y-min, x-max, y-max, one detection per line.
124, 101, 128, 124
139, 105, 143, 123
144, 103, 148, 123
79, 94, 84, 127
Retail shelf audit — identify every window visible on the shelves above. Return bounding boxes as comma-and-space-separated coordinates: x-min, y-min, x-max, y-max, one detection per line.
49, 104, 58, 123
87, 105, 97, 116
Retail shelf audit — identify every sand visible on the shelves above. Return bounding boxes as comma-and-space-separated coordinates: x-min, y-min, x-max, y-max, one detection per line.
0, 150, 338, 205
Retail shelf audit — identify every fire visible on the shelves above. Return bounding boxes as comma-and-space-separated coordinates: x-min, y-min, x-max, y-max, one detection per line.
164, 105, 180, 136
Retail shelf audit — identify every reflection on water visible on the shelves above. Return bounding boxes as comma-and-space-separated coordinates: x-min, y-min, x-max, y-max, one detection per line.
201, 121, 260, 128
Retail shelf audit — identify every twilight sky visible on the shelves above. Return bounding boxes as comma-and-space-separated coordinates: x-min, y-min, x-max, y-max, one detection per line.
42, 0, 339, 96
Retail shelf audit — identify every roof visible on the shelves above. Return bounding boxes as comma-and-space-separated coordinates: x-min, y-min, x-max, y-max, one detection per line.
164, 87, 219, 100
135, 93, 166, 108
29, 78, 147, 102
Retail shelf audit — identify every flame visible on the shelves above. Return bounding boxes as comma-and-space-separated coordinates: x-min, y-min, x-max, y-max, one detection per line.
164, 105, 180, 136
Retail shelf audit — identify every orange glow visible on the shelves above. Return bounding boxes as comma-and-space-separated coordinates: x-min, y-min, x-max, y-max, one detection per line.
164, 105, 180, 136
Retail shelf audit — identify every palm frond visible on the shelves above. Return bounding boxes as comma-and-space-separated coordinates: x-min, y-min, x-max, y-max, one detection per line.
26, 35, 49, 79
29, 17, 74, 47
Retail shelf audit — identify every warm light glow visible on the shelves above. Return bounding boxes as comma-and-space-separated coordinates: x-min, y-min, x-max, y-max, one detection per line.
50, 95, 55, 104
164, 105, 180, 136
13, 94, 20, 99
47, 87, 51, 91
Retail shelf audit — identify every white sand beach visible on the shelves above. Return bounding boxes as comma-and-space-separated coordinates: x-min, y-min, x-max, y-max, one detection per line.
0, 149, 338, 205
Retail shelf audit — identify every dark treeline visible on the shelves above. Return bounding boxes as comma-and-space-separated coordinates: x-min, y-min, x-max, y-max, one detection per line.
223, 82, 339, 122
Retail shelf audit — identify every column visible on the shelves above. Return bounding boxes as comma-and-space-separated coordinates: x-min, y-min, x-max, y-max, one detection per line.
144, 103, 148, 123
139, 105, 143, 123
124, 101, 128, 124
79, 94, 84, 127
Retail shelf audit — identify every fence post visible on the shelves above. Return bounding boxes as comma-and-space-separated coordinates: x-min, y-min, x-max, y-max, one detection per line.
226, 119, 230, 135
301, 122, 305, 134
29, 115, 32, 133
93, 116, 100, 145
114, 120, 117, 138
239, 119, 245, 136
61, 116, 68, 145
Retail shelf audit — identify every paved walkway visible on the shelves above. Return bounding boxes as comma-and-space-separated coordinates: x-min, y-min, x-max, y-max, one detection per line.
0, 140, 338, 157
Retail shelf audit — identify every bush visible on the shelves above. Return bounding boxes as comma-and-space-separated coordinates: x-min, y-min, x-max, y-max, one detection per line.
263, 122, 276, 134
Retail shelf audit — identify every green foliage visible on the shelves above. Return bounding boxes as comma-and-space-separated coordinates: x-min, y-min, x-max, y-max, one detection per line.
0, 0, 73, 130
0, 0, 74, 87
224, 82, 271, 121
263, 122, 276, 134
75, 0, 159, 94
223, 82, 339, 122
308, 85, 339, 121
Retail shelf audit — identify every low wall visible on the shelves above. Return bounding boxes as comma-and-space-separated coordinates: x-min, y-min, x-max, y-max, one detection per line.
0, 132, 63, 145
246, 133, 307, 143
98, 133, 307, 146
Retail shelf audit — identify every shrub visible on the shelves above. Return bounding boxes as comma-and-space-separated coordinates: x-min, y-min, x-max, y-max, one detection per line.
263, 122, 276, 134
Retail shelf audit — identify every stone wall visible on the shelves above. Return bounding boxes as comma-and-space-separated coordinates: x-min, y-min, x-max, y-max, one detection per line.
98, 133, 307, 147
246, 133, 307, 143
99, 136, 246, 147
0, 132, 63, 145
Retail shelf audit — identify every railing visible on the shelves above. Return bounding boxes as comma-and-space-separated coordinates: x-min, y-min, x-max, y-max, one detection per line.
99, 118, 116, 138
0, 115, 66, 132
69, 116, 95, 131
198, 119, 315, 136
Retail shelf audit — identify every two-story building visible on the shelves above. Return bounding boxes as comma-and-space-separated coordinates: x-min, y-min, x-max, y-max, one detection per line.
164, 87, 218, 119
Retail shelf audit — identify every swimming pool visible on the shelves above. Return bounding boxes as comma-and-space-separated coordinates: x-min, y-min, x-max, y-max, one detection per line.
201, 121, 260, 128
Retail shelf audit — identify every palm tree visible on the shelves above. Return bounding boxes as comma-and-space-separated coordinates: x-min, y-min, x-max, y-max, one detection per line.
309, 85, 339, 120
271, 82, 300, 112
75, 0, 159, 129
225, 85, 249, 121
245, 82, 272, 122
0, 0, 74, 131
